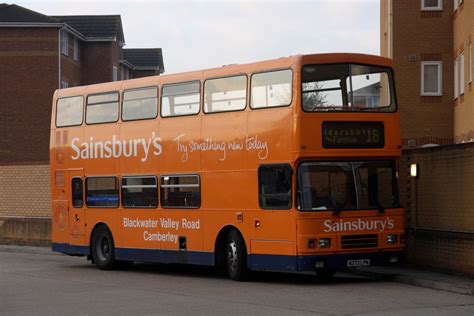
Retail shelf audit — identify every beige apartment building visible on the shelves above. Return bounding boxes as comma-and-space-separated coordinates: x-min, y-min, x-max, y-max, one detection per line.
381, 0, 473, 146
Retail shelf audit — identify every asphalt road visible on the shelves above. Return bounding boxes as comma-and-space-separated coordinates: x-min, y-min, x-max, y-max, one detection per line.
1, 247, 473, 315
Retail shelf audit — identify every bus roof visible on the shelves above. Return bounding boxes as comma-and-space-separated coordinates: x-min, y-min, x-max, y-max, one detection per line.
54, 53, 393, 99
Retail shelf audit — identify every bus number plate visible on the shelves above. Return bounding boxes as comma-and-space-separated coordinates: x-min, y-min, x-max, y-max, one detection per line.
347, 259, 370, 267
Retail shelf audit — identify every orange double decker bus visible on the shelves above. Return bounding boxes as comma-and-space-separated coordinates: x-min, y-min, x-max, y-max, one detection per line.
50, 53, 404, 280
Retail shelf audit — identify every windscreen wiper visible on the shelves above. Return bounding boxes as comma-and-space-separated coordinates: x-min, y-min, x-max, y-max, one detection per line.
332, 193, 350, 216
375, 200, 385, 214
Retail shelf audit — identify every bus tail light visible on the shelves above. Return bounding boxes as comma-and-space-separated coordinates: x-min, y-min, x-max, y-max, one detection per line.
319, 238, 331, 248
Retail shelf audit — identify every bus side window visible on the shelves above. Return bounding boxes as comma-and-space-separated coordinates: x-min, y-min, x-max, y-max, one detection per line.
160, 175, 200, 208
72, 178, 83, 208
56, 96, 83, 127
86, 92, 119, 124
122, 176, 158, 208
85, 177, 119, 208
258, 164, 292, 210
251, 69, 293, 109
161, 81, 200, 117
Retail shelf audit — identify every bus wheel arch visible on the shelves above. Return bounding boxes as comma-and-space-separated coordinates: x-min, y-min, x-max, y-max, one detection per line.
90, 223, 117, 270
214, 226, 249, 281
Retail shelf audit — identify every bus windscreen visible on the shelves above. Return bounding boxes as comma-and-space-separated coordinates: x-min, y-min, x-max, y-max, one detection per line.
301, 64, 396, 112
297, 160, 400, 212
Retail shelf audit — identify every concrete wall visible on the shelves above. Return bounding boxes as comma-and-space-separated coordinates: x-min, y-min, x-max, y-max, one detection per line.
0, 217, 50, 246
400, 143, 474, 275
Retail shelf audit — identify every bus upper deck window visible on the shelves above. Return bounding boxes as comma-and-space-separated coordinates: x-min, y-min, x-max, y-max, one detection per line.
204, 75, 247, 113
122, 87, 158, 121
86, 92, 119, 124
251, 69, 293, 109
301, 64, 395, 112
56, 96, 83, 127
161, 81, 200, 117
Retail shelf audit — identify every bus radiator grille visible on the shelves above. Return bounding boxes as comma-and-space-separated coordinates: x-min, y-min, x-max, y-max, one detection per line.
341, 234, 378, 249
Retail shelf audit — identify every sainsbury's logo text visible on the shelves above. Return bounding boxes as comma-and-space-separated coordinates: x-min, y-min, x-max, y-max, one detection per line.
71, 132, 162, 162
323, 218, 395, 233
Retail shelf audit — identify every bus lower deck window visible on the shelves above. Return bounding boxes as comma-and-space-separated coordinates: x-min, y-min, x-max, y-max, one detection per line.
258, 165, 292, 209
122, 176, 158, 208
160, 175, 200, 208
86, 177, 119, 208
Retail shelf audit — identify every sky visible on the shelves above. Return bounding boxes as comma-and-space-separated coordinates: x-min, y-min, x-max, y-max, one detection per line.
14, 0, 380, 74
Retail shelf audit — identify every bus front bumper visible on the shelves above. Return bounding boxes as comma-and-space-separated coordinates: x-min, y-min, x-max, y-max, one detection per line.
298, 250, 404, 272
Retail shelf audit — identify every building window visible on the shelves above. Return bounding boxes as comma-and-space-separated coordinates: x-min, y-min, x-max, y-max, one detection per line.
259, 164, 292, 209
86, 177, 119, 208
72, 178, 83, 208
73, 38, 79, 61
122, 87, 158, 121
421, 61, 442, 96
122, 176, 158, 208
160, 175, 200, 208
251, 69, 293, 109
112, 66, 118, 81
60, 31, 68, 56
86, 92, 119, 124
460, 52, 465, 95
161, 81, 200, 117
421, 0, 442, 10
61, 80, 69, 89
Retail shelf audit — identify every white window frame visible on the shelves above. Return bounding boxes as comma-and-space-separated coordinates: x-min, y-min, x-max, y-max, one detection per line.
421, 0, 442, 11
469, 44, 472, 84
73, 38, 79, 61
421, 61, 443, 96
60, 31, 68, 56
460, 52, 465, 95
454, 58, 459, 99
454, 0, 458, 11
61, 80, 69, 89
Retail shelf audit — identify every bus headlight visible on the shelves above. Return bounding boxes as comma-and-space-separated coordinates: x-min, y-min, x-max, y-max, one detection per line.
319, 238, 331, 248
386, 234, 398, 244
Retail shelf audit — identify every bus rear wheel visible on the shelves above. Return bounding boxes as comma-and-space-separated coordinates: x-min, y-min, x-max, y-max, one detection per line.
91, 225, 117, 270
226, 230, 248, 281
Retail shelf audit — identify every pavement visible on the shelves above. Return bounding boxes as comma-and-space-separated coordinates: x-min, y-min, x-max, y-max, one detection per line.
351, 265, 474, 296
1, 244, 473, 296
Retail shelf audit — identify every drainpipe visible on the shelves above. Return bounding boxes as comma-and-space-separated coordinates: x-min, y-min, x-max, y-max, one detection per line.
58, 26, 65, 89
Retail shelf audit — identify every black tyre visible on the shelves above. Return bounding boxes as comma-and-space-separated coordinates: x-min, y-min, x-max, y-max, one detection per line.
226, 230, 249, 281
91, 225, 117, 270
316, 268, 336, 281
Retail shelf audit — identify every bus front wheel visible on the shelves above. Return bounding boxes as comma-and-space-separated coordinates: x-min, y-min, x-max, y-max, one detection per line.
226, 230, 248, 281
91, 225, 117, 270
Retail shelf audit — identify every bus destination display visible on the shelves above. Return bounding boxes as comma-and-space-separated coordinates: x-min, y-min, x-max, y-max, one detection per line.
322, 122, 384, 148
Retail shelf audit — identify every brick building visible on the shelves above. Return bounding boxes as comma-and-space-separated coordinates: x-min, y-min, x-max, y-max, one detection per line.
0, 4, 164, 234
381, 0, 473, 147
381, 0, 474, 276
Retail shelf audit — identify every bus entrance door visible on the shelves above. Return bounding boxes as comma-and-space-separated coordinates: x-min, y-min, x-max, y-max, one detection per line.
68, 169, 87, 246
